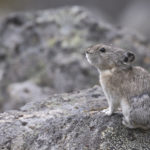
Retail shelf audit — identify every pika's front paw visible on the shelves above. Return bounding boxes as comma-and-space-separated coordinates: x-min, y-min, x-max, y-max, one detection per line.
101, 108, 113, 116
122, 118, 135, 129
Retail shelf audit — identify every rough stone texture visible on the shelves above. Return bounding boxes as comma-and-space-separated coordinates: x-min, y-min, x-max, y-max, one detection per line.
0, 85, 150, 150
0, 6, 150, 150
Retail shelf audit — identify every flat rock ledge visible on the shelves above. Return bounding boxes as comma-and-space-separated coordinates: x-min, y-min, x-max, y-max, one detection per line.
0, 85, 150, 150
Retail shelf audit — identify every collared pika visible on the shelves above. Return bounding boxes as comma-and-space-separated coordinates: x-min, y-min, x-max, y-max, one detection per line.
86, 43, 150, 129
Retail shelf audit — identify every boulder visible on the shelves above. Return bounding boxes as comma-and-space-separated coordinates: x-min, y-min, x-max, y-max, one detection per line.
3, 81, 54, 111
0, 85, 150, 150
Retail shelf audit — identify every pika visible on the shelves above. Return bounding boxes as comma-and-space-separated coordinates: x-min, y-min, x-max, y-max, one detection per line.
86, 43, 150, 129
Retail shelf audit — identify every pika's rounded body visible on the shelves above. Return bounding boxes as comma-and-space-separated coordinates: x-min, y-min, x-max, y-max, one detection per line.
86, 44, 150, 129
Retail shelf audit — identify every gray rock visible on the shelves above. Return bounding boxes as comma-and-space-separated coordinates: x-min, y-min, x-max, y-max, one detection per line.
120, 1, 150, 41
4, 81, 54, 110
0, 85, 150, 150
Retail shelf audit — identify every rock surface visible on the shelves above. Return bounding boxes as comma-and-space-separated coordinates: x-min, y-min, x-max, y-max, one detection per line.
0, 85, 150, 150
0, 6, 150, 110
4, 81, 54, 110
0, 6, 150, 150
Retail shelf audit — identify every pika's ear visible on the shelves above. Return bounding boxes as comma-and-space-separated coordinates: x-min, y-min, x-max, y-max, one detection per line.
123, 51, 135, 63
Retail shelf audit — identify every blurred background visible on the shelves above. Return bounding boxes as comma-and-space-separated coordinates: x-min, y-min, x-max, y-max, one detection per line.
0, 0, 150, 111
1, 0, 150, 38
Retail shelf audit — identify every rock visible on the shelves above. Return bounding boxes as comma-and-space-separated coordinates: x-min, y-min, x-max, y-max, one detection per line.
3, 81, 54, 111
0, 85, 150, 149
0, 6, 150, 110
120, 1, 150, 41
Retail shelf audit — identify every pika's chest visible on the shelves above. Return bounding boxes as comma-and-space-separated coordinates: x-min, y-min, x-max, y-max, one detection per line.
99, 71, 120, 99
100, 74, 112, 95
99, 70, 113, 88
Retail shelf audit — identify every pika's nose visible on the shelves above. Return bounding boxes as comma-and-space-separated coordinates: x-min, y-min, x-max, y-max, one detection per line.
86, 51, 90, 54
85, 49, 93, 54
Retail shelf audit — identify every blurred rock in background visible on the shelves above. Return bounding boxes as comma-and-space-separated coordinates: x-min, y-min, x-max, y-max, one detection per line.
119, 0, 150, 40
0, 0, 131, 21
0, 0, 150, 40
0, 1, 149, 111
4, 81, 54, 110
0, 6, 149, 111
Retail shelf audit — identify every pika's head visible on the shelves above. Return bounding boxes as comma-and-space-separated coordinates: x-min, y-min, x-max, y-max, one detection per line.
85, 44, 135, 71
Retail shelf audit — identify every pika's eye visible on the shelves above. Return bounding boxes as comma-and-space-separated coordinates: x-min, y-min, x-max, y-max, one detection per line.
99, 47, 106, 53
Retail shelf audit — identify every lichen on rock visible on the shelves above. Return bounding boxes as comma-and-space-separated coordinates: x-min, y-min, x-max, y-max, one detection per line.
0, 6, 150, 149
0, 85, 150, 150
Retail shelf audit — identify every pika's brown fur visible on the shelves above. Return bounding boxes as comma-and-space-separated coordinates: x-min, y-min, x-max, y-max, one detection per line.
86, 43, 150, 129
